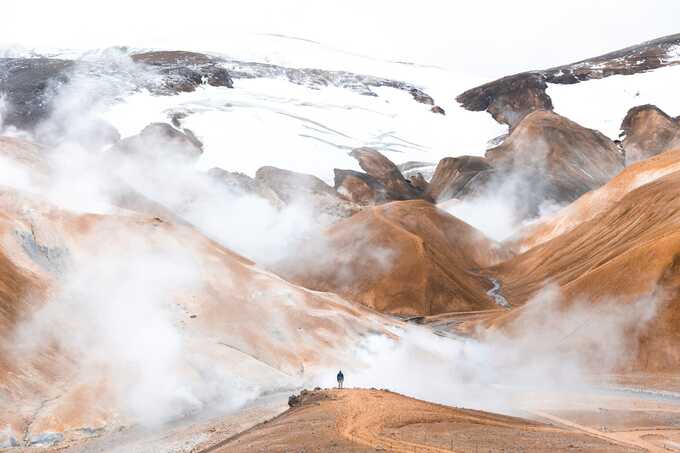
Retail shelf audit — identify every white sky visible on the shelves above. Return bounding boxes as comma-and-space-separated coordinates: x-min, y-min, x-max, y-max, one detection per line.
3, 1, 680, 79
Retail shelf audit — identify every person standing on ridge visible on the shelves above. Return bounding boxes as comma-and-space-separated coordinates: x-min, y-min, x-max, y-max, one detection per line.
337, 370, 344, 389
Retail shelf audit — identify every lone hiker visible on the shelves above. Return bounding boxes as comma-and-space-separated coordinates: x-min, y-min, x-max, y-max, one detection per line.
337, 370, 344, 389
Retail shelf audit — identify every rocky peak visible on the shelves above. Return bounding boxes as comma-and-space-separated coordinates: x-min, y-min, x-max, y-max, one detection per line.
620, 104, 680, 164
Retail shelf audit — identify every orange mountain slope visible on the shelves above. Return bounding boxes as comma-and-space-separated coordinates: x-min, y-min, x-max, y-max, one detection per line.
287, 200, 510, 316
490, 169, 680, 371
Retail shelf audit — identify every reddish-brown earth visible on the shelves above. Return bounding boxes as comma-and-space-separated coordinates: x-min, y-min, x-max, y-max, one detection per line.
490, 167, 680, 371
205, 389, 644, 453
430, 111, 624, 219
620, 105, 680, 164
334, 147, 428, 205
0, 187, 394, 447
509, 148, 680, 252
484, 111, 624, 210
425, 155, 491, 202
288, 200, 510, 316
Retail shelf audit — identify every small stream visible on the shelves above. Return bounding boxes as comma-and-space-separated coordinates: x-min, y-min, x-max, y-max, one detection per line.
486, 277, 511, 308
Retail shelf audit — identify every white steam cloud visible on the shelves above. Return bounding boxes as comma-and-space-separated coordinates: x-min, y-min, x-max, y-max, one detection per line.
329, 286, 660, 415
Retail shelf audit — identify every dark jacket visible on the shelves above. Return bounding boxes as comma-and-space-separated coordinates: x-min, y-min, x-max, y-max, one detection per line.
337, 371, 344, 381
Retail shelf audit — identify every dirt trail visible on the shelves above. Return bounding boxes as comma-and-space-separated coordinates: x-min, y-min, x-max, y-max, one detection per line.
532, 410, 664, 452
208, 389, 637, 452
336, 390, 461, 453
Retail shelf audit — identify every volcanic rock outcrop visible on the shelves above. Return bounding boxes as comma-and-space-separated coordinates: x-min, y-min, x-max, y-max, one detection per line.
334, 148, 429, 205
288, 200, 510, 316
485, 111, 623, 207
426, 156, 492, 202
206, 167, 283, 207
458, 32, 680, 126
131, 51, 234, 94
113, 122, 203, 163
0, 58, 73, 129
225, 60, 438, 106
133, 50, 440, 105
255, 166, 359, 218
457, 73, 553, 128
430, 111, 624, 219
620, 104, 680, 164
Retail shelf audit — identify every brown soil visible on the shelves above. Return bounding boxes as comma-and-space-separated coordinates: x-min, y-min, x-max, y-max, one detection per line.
490, 167, 680, 371
621, 105, 680, 164
289, 200, 510, 316
205, 389, 642, 453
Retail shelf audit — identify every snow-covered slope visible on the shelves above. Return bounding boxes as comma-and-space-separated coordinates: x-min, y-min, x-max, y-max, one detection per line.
102, 80, 503, 182
1, 36, 505, 183
548, 63, 680, 140
98, 47, 504, 182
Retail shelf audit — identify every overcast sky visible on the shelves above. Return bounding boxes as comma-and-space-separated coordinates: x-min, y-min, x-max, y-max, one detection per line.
4, 1, 680, 78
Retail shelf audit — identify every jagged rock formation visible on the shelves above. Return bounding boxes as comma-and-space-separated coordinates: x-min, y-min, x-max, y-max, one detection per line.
113, 122, 203, 162
457, 73, 553, 128
620, 104, 680, 164
397, 161, 436, 186
458, 33, 680, 126
430, 105, 446, 115
485, 111, 623, 207
426, 156, 492, 202
288, 200, 510, 316
334, 148, 429, 205
131, 51, 234, 93
255, 166, 359, 218
0, 58, 73, 129
206, 167, 283, 208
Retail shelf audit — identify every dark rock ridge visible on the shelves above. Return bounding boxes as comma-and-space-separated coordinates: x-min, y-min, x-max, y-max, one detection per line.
398, 161, 436, 183
426, 156, 493, 201
209, 165, 360, 219
432, 111, 624, 219
207, 167, 286, 210
0, 58, 73, 129
620, 104, 680, 164
0, 50, 440, 131
458, 33, 680, 127
430, 105, 446, 115
113, 122, 203, 162
134, 50, 440, 105
0, 53, 227, 130
457, 73, 553, 128
131, 50, 234, 93
223, 58, 438, 106
334, 148, 430, 204
255, 166, 360, 218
